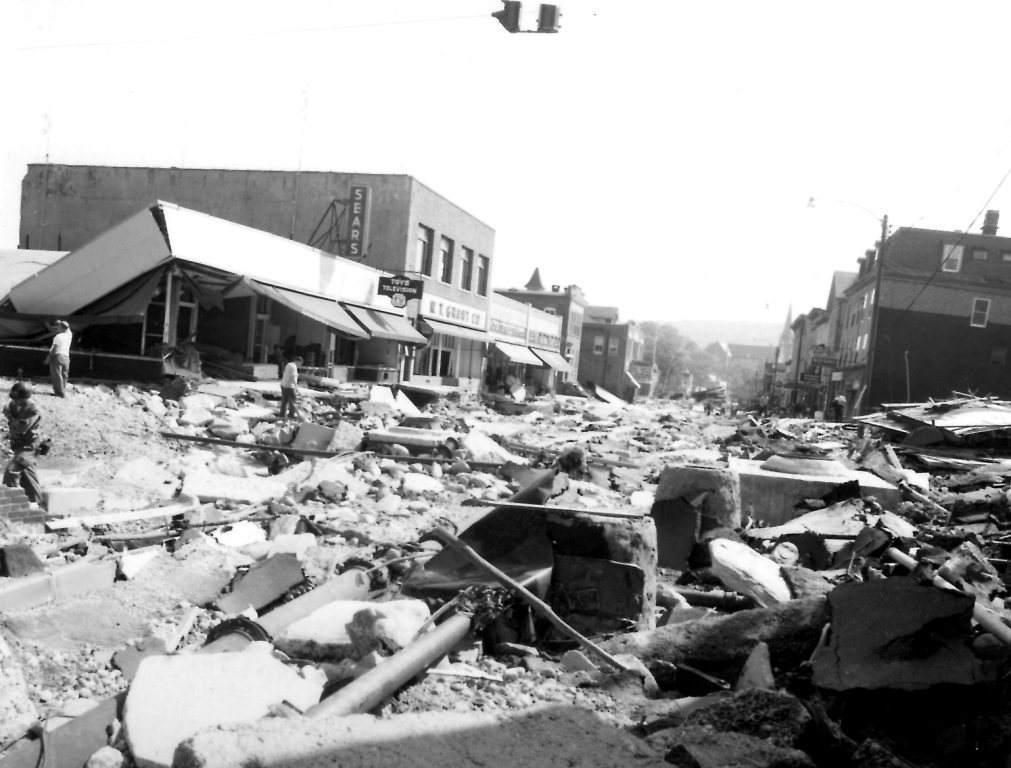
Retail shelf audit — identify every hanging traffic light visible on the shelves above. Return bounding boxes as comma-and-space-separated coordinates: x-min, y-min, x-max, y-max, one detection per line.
492, 1, 521, 33
537, 4, 560, 32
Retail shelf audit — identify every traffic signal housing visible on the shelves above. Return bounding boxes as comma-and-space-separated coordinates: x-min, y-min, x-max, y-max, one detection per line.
538, 4, 560, 32
492, 1, 521, 33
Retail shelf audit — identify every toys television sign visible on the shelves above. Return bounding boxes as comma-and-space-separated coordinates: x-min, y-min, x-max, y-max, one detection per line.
378, 275, 424, 309
347, 185, 371, 260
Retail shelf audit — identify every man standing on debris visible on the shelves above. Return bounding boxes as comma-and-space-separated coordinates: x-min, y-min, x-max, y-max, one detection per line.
3, 382, 44, 503
279, 355, 303, 419
832, 392, 847, 422
46, 320, 72, 397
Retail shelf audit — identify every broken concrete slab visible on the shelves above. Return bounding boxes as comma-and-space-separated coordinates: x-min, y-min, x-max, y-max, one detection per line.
653, 464, 742, 530
119, 547, 161, 580
811, 578, 996, 691
216, 554, 304, 615
730, 457, 900, 526
181, 470, 288, 505
735, 641, 775, 692
647, 724, 814, 768
174, 704, 666, 768
276, 598, 430, 661
601, 598, 829, 686
44, 486, 101, 516
125, 646, 323, 768
709, 538, 791, 607
0, 544, 45, 577
0, 633, 38, 744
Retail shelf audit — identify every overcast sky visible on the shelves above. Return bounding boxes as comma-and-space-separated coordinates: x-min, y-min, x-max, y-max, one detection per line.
7, 1, 1011, 341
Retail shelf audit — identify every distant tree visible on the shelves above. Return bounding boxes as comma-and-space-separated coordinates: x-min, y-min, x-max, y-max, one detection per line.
639, 322, 722, 396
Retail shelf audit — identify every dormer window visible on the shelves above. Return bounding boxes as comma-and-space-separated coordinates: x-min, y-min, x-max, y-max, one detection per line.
942, 244, 963, 272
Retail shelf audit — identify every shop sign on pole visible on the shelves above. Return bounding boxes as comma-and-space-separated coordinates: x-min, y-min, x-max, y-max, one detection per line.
378, 275, 424, 309
347, 185, 371, 260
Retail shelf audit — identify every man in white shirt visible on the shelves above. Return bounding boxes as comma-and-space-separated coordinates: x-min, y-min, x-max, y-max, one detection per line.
47, 320, 72, 397
279, 355, 303, 419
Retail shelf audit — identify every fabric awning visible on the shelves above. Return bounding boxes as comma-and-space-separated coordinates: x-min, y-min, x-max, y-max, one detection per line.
248, 281, 367, 339
626, 370, 641, 388
531, 348, 574, 374
420, 317, 492, 344
494, 341, 544, 366
342, 305, 427, 345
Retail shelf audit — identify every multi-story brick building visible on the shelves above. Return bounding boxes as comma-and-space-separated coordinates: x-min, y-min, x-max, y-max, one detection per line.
19, 164, 495, 389
578, 306, 647, 402
837, 210, 1011, 410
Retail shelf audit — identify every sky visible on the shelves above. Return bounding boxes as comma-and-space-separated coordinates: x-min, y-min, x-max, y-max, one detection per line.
7, 1, 1011, 345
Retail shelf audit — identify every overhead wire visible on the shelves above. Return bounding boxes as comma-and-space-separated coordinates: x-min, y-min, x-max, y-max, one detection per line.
19, 13, 490, 52
879, 159, 1011, 335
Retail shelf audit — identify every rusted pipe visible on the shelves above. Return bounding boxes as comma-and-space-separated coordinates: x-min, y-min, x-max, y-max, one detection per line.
885, 547, 1011, 645
304, 611, 474, 718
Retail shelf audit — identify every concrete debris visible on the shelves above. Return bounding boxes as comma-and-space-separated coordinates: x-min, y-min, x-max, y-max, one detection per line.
124, 646, 324, 768
13, 379, 1011, 768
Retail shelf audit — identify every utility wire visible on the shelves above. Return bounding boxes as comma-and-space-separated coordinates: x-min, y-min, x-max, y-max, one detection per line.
19, 14, 489, 52
880, 160, 1011, 335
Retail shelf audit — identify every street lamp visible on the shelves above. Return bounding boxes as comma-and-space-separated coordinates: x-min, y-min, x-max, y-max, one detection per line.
808, 197, 889, 415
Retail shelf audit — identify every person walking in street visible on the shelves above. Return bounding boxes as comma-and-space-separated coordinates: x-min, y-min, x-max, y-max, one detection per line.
46, 320, 72, 397
3, 381, 44, 503
279, 355, 303, 419
832, 393, 847, 422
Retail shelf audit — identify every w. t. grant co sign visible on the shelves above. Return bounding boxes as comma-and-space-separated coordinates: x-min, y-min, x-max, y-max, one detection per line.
424, 296, 486, 330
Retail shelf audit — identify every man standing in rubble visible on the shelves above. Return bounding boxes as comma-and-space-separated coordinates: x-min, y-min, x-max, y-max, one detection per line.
279, 355, 303, 419
46, 320, 72, 397
3, 382, 44, 503
832, 392, 847, 422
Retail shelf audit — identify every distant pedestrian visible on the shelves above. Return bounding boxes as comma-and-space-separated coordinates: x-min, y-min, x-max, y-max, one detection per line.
3, 382, 43, 503
832, 393, 847, 422
279, 355, 303, 419
46, 320, 72, 397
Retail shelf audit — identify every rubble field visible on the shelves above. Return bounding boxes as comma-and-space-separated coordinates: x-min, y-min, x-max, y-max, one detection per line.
4, 377, 1011, 767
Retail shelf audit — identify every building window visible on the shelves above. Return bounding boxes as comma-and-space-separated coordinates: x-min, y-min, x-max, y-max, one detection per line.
417, 225, 434, 276
942, 244, 963, 273
607, 337, 619, 355
459, 246, 473, 291
971, 297, 991, 328
476, 255, 489, 296
439, 236, 454, 283
1002, 252, 1011, 263
544, 306, 556, 315
991, 347, 1007, 365
973, 248, 989, 261
593, 335, 604, 355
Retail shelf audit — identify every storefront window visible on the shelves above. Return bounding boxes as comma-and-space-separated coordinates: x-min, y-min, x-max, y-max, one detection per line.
477, 255, 489, 296
415, 332, 454, 377
417, 224, 434, 276
439, 236, 454, 283
459, 246, 473, 291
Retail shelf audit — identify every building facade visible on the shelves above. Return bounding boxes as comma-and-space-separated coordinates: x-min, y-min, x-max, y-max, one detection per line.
20, 164, 495, 390
838, 210, 1011, 410
495, 268, 587, 389
578, 306, 646, 402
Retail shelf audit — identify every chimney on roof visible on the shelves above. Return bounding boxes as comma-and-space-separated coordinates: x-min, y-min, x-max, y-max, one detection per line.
983, 210, 1000, 236
551, 284, 560, 292
525, 268, 545, 291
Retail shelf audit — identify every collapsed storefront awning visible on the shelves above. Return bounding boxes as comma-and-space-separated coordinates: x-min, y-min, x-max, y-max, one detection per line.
342, 305, 427, 345
420, 318, 492, 344
531, 348, 574, 374
627, 370, 641, 388
494, 341, 545, 366
247, 281, 368, 339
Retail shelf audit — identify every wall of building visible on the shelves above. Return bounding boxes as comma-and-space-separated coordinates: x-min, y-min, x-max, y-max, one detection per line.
19, 166, 422, 265
579, 322, 636, 399
872, 306, 1011, 403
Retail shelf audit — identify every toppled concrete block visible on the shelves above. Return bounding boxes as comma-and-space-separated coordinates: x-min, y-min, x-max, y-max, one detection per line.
267, 533, 317, 560
44, 486, 101, 515
0, 544, 45, 577
654, 465, 741, 529
327, 421, 365, 452
291, 422, 336, 450
211, 521, 267, 549
276, 599, 430, 661
709, 539, 791, 608
208, 417, 249, 440
179, 406, 215, 427
811, 578, 996, 691
124, 647, 323, 768
735, 642, 775, 692
216, 554, 304, 615
119, 547, 161, 580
